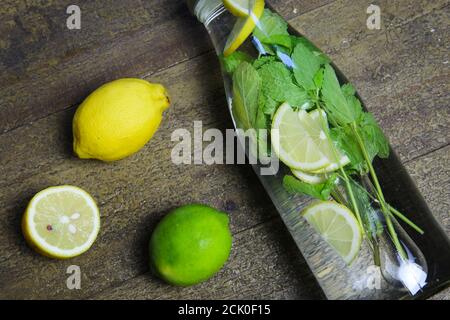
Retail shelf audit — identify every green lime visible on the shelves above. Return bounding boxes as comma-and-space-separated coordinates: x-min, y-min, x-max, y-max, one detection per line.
149, 204, 232, 286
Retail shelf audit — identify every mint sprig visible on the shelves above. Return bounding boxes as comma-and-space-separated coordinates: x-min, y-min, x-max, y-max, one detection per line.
223, 7, 422, 263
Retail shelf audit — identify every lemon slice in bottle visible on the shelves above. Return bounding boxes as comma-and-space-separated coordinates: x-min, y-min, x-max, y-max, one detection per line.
22, 186, 100, 259
223, 0, 253, 17
271, 102, 332, 171
298, 109, 349, 172
302, 201, 362, 264
307, 109, 350, 173
223, 0, 265, 57
291, 169, 328, 184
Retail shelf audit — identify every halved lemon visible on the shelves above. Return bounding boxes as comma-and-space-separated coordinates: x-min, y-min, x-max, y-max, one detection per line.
271, 102, 332, 171
223, 0, 253, 17
302, 201, 362, 264
223, 0, 265, 56
22, 186, 100, 259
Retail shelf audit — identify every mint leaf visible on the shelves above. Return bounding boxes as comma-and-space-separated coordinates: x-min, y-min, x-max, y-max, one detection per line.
292, 42, 322, 91
257, 92, 278, 118
322, 64, 362, 126
253, 55, 277, 69
221, 51, 252, 74
253, 9, 288, 42
341, 83, 356, 96
232, 62, 261, 131
262, 34, 292, 50
283, 174, 337, 201
360, 112, 390, 159
292, 37, 330, 64
263, 95, 279, 116
257, 61, 308, 107
330, 126, 367, 173
313, 67, 324, 89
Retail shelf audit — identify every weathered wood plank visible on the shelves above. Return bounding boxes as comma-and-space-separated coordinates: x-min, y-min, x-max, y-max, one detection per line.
91, 146, 450, 300
0, 0, 186, 86
288, 0, 449, 161
0, 10, 211, 133
92, 219, 324, 300
0, 53, 279, 299
0, 0, 334, 134
1, 0, 447, 202
0, 0, 448, 299
405, 146, 450, 235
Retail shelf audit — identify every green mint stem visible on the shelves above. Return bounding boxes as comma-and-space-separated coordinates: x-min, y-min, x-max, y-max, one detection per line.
350, 122, 407, 260
331, 187, 380, 264
388, 205, 425, 235
342, 174, 424, 235
315, 106, 364, 230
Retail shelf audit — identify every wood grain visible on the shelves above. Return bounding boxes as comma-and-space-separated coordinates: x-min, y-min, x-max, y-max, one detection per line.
288, 0, 450, 161
0, 0, 448, 299
0, 0, 332, 134
91, 146, 450, 300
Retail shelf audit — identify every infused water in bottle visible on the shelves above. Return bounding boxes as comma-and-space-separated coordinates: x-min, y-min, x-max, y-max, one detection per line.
186, 0, 450, 299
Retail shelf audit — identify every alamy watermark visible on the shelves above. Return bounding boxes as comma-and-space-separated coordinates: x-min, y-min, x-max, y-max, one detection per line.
66, 5, 81, 30
171, 121, 279, 175
66, 265, 81, 290
367, 4, 381, 30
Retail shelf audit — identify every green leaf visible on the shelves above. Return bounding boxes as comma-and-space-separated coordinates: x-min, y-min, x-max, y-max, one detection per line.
359, 112, 390, 159
313, 67, 324, 89
291, 42, 322, 91
253, 9, 288, 42
283, 174, 337, 201
257, 61, 308, 107
291, 37, 330, 64
221, 51, 253, 74
261, 34, 292, 50
330, 127, 367, 173
341, 83, 356, 96
253, 55, 277, 69
258, 93, 279, 117
232, 62, 261, 131
321, 64, 362, 126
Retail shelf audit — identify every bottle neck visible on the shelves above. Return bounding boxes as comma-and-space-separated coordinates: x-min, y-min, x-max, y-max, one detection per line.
187, 0, 225, 25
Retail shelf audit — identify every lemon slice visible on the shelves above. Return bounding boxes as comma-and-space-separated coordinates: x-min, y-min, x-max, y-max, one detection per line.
223, 0, 253, 17
306, 109, 350, 172
271, 102, 332, 171
223, 0, 265, 57
312, 156, 350, 173
22, 186, 100, 259
302, 201, 362, 264
292, 169, 328, 184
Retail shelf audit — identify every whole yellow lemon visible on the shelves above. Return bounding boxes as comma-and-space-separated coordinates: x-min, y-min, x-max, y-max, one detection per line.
73, 78, 170, 161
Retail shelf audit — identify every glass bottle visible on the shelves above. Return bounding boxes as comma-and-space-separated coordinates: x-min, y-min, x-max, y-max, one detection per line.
186, 0, 450, 299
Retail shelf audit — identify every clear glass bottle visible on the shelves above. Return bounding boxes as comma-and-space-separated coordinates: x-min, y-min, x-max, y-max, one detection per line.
187, 0, 450, 299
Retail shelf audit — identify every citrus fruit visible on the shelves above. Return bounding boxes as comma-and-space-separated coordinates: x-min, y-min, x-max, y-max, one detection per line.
271, 102, 332, 171
305, 109, 350, 173
22, 186, 100, 259
223, 0, 253, 17
149, 204, 232, 286
291, 168, 328, 184
302, 201, 362, 264
73, 78, 170, 161
223, 0, 265, 56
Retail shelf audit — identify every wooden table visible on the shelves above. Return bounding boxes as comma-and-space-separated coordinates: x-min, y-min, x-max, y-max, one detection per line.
0, 0, 448, 299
